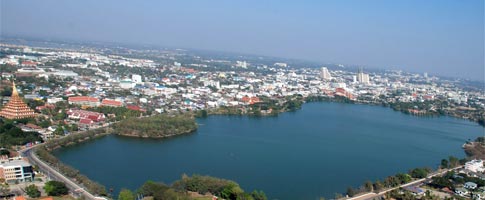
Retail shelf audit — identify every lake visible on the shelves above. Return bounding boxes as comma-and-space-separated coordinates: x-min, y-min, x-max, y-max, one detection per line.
53, 102, 485, 199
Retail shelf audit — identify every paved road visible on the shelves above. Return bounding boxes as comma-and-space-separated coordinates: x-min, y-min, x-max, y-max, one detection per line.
20, 146, 104, 200
348, 167, 461, 200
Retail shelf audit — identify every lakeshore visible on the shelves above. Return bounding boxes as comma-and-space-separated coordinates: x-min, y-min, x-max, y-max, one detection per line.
52, 102, 484, 199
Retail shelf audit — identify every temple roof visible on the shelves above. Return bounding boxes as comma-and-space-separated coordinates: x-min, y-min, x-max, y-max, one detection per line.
0, 82, 36, 119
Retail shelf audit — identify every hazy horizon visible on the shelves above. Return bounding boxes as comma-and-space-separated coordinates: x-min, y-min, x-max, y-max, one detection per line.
1, 0, 484, 80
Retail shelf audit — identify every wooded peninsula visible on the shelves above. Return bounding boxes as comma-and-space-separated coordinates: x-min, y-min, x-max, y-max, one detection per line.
113, 114, 198, 138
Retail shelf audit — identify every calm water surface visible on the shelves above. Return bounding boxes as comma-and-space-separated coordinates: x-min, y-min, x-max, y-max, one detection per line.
53, 103, 484, 199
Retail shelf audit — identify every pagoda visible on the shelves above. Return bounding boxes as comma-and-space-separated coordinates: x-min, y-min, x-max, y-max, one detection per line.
0, 82, 36, 119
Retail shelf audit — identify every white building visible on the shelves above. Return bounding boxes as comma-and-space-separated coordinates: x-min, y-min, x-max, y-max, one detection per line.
119, 79, 135, 89
321, 67, 332, 80
236, 61, 247, 68
0, 160, 34, 184
132, 74, 142, 83
465, 159, 485, 173
274, 62, 288, 68
203, 80, 221, 89
464, 182, 478, 190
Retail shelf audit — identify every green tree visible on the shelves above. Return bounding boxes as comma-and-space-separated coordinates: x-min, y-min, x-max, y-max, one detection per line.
25, 184, 41, 198
250, 190, 267, 200
430, 176, 453, 189
410, 168, 429, 179
54, 126, 65, 135
396, 173, 412, 184
70, 124, 78, 131
118, 188, 135, 200
220, 183, 244, 199
364, 181, 373, 192
373, 180, 384, 192
346, 187, 356, 197
44, 181, 69, 196
0, 184, 10, 198
449, 156, 459, 167
39, 90, 49, 97
55, 111, 67, 121
441, 159, 449, 169
137, 180, 170, 200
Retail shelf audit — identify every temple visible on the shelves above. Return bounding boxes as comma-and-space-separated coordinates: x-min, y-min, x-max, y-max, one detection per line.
0, 82, 36, 119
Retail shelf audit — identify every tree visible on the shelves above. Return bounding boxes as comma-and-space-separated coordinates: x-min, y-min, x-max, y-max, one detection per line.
220, 183, 244, 199
251, 190, 267, 200
449, 156, 459, 168
373, 180, 384, 192
70, 124, 78, 131
441, 159, 449, 169
346, 187, 356, 197
118, 188, 135, 200
410, 168, 429, 179
364, 181, 373, 192
430, 176, 453, 189
44, 181, 69, 196
137, 180, 170, 200
0, 184, 10, 198
54, 126, 65, 136
396, 173, 412, 184
25, 184, 41, 198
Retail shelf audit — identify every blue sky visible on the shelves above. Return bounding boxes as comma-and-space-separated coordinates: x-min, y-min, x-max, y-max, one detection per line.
1, 0, 483, 80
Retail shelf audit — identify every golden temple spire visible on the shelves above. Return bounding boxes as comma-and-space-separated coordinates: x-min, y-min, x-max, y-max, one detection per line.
12, 81, 18, 97
0, 80, 36, 119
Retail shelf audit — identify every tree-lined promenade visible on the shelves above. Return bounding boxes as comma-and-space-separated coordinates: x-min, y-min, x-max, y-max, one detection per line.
341, 152, 478, 200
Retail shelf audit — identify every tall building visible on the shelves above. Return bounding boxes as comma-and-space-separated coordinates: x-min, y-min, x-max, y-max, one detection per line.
321, 67, 332, 80
357, 68, 370, 84
0, 82, 36, 119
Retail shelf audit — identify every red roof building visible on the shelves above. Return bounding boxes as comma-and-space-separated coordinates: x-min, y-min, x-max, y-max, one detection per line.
68, 96, 100, 107
334, 88, 355, 100
21, 61, 37, 66
241, 96, 261, 105
126, 105, 145, 112
101, 99, 123, 107
67, 109, 105, 122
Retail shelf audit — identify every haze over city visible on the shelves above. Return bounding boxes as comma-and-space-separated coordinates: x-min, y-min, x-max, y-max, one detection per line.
1, 0, 483, 80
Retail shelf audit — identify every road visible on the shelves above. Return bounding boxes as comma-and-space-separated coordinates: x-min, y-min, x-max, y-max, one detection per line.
348, 166, 461, 200
20, 146, 104, 200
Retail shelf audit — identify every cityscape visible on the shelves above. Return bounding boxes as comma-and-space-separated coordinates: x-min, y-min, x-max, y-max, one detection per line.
0, 1, 484, 200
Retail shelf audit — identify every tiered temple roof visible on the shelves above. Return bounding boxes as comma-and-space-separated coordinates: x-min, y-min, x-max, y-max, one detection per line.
0, 82, 36, 119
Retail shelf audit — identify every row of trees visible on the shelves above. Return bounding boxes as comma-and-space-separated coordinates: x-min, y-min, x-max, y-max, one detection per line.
345, 167, 432, 197
173, 174, 266, 200
43, 127, 110, 150
345, 156, 469, 198
118, 175, 267, 200
430, 171, 485, 190
35, 128, 111, 196
36, 147, 107, 196
25, 181, 69, 198
114, 113, 197, 138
